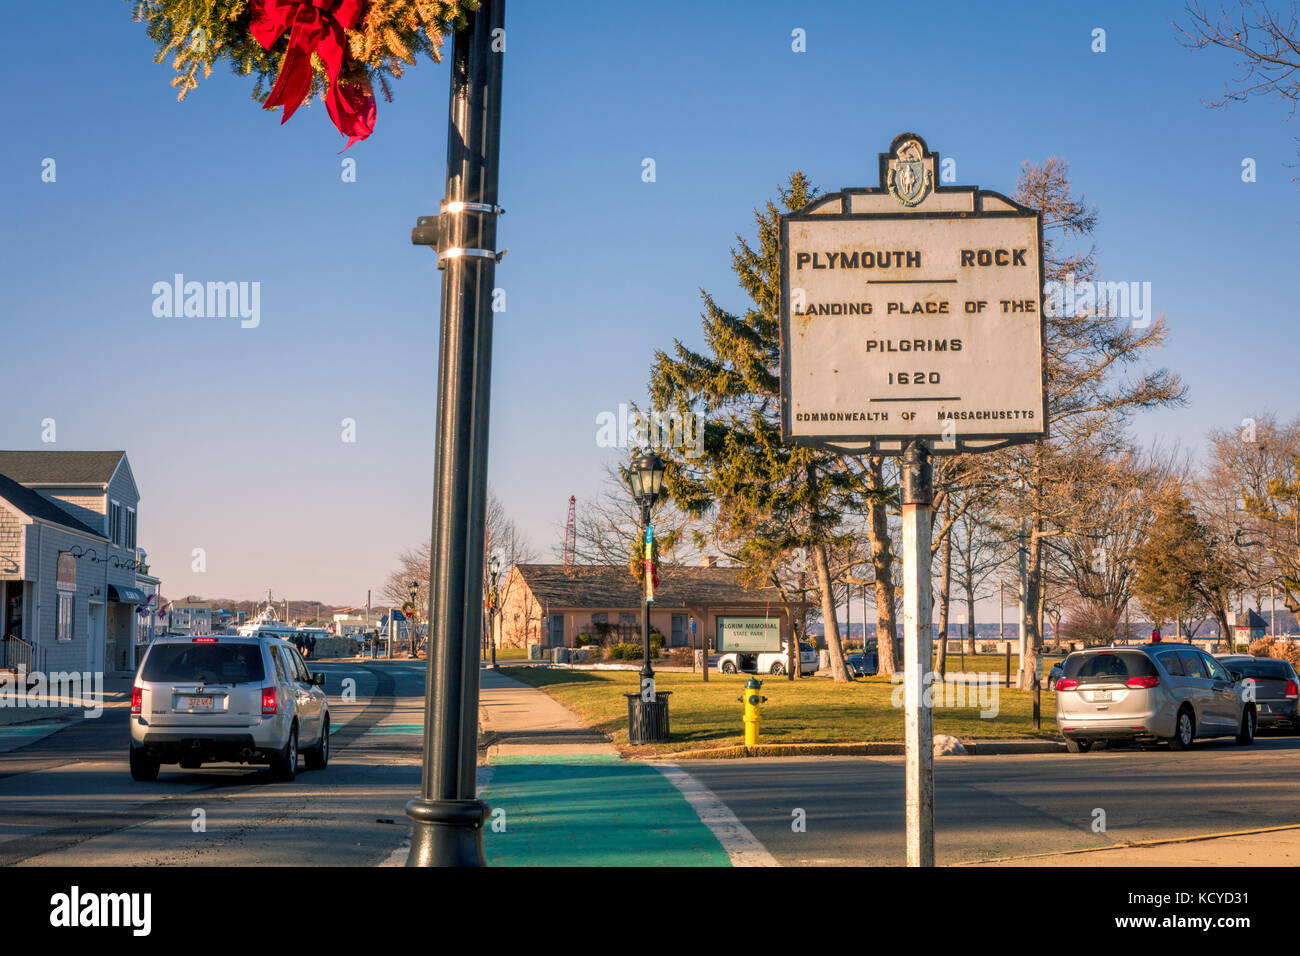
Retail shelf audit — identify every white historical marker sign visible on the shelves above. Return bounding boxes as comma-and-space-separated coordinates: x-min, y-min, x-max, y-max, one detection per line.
780, 133, 1046, 453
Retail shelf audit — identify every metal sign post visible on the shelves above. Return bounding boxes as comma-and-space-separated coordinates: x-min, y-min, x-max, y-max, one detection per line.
776, 133, 1046, 868
901, 440, 934, 867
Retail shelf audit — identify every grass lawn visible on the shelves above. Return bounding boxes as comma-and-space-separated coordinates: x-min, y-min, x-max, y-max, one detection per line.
494, 647, 529, 661
507, 667, 1059, 757
939, 654, 1067, 674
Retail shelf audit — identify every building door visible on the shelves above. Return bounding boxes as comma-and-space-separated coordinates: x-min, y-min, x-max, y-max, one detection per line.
88, 602, 105, 672
547, 614, 564, 648
671, 614, 687, 647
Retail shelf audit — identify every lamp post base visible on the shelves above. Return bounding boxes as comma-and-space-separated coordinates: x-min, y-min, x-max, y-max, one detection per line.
404, 797, 490, 867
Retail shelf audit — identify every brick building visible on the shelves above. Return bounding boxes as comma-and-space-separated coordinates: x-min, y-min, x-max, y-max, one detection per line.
494, 562, 801, 652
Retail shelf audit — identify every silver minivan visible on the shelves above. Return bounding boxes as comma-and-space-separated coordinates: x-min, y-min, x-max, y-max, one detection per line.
1056, 643, 1255, 752
129, 635, 330, 781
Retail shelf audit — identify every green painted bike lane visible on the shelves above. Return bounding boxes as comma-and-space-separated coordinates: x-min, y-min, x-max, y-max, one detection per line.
481, 756, 732, 867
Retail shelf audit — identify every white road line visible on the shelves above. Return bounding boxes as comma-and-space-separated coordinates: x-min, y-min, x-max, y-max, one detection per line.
378, 766, 496, 866
654, 763, 779, 867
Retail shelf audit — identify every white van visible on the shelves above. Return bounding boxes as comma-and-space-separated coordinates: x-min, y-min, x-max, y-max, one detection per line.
718, 640, 819, 676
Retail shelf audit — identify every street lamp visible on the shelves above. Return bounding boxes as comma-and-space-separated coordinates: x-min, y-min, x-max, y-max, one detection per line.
626, 451, 670, 744
488, 554, 501, 670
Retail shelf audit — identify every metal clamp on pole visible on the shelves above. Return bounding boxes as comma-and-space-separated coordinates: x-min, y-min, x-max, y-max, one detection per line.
410, 204, 508, 269
440, 200, 506, 215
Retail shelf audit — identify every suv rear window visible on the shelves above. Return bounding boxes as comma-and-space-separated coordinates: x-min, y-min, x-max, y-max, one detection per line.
1062, 651, 1157, 684
1225, 658, 1292, 679
142, 643, 265, 684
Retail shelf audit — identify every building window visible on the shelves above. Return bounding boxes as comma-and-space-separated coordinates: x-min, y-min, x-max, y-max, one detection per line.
125, 508, 137, 550
57, 593, 73, 642
109, 501, 122, 546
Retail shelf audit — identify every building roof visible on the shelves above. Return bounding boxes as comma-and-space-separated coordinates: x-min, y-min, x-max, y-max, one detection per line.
1236, 609, 1269, 629
0, 450, 126, 486
514, 563, 784, 609
0, 472, 106, 538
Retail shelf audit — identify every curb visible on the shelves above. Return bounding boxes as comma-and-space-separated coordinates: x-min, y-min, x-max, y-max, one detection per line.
648, 739, 1065, 760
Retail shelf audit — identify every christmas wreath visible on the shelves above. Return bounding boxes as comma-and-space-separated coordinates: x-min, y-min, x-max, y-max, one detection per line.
130, 0, 480, 146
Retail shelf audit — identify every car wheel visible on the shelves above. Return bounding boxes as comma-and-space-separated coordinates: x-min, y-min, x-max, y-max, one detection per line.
770, 662, 786, 676
721, 661, 736, 674
1236, 707, 1256, 746
1064, 737, 1092, 753
1168, 707, 1194, 750
129, 745, 160, 782
305, 716, 330, 770
271, 725, 298, 782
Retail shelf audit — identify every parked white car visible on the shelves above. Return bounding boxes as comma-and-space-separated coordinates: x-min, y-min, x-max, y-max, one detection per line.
718, 640, 819, 676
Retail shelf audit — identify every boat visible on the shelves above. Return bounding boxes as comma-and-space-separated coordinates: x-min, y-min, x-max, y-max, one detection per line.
236, 598, 297, 640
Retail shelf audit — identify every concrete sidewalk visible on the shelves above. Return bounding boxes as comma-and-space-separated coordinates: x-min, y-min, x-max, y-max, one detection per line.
0, 673, 131, 728
478, 667, 617, 761
961, 823, 1300, 866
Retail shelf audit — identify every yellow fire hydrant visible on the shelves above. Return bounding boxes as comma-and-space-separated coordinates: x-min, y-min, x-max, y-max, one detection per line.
738, 677, 767, 747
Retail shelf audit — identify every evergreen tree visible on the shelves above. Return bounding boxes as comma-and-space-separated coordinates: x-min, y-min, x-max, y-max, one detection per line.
1133, 494, 1233, 637
649, 172, 874, 682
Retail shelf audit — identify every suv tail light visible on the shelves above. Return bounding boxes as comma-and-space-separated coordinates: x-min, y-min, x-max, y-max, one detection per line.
131, 686, 143, 715
1056, 678, 1078, 691
192, 637, 217, 643
1126, 676, 1160, 689
261, 686, 278, 715
1287, 680, 1298, 699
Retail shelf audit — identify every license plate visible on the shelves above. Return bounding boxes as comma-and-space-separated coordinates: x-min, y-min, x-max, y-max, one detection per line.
189, 696, 213, 710
1092, 690, 1112, 702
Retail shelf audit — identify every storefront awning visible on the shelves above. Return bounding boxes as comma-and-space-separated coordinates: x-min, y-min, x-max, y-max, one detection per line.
109, 585, 148, 604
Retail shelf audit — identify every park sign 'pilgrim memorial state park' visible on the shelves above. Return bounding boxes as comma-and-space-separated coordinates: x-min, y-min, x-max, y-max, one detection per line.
780, 134, 1047, 454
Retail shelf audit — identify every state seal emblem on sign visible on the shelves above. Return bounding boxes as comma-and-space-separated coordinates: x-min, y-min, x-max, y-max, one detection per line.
887, 137, 933, 207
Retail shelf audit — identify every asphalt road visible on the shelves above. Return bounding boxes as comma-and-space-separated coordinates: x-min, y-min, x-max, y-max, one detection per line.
677, 733, 1300, 865
6, 659, 1300, 867
0, 660, 430, 866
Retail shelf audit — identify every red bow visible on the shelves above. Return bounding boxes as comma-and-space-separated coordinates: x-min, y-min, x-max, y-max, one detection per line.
250, 0, 376, 148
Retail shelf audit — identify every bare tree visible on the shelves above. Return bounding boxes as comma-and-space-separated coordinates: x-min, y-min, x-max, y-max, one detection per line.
1176, 2, 1300, 113
995, 158, 1186, 689
566, 463, 707, 568
1058, 599, 1125, 647
1176, 1, 1300, 179
383, 488, 536, 618
950, 506, 1010, 656
1201, 413, 1300, 618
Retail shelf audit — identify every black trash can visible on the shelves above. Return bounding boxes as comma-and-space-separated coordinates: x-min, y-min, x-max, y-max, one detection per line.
625, 691, 672, 744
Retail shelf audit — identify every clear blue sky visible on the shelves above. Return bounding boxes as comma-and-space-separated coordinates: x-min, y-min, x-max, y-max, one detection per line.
1, 0, 1296, 606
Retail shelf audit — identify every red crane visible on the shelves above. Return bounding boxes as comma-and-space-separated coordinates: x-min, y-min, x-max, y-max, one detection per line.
563, 495, 576, 566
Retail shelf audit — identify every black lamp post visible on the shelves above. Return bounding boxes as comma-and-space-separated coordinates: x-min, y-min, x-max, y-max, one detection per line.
629, 452, 666, 680
488, 554, 501, 669
625, 452, 671, 743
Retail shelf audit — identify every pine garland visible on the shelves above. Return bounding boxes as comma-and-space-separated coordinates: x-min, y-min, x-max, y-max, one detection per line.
130, 0, 479, 104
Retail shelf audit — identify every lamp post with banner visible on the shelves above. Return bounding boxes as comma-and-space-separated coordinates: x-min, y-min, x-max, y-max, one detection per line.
625, 452, 670, 743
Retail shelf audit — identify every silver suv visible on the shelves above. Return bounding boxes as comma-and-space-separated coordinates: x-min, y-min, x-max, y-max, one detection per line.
1056, 643, 1255, 752
129, 634, 330, 781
